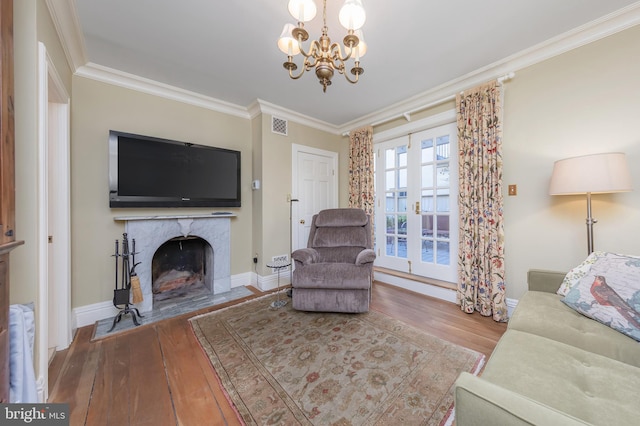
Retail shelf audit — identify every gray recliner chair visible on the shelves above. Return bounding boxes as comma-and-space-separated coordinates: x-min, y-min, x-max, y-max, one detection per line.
291, 208, 376, 313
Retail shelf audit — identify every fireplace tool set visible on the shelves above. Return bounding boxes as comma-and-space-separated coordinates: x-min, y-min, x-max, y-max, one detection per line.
108, 233, 144, 332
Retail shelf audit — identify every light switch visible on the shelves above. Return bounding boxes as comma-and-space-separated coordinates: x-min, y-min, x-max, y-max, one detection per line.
508, 184, 517, 196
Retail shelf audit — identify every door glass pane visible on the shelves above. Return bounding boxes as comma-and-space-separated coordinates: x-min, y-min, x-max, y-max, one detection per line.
398, 215, 407, 235
436, 164, 449, 187
421, 189, 434, 212
437, 241, 450, 265
437, 216, 449, 239
436, 135, 450, 160
421, 165, 433, 187
398, 237, 407, 258
385, 171, 395, 190
386, 215, 395, 233
397, 146, 407, 167
398, 168, 407, 189
385, 192, 394, 212
436, 189, 450, 212
422, 239, 434, 263
421, 139, 434, 162
422, 215, 434, 238
385, 149, 395, 169
386, 236, 395, 255
397, 192, 407, 212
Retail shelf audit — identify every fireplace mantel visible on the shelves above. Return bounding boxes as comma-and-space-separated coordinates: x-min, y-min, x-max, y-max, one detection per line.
114, 213, 236, 221
114, 214, 233, 312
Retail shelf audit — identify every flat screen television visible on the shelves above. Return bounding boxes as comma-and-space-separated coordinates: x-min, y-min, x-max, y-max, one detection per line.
109, 130, 241, 208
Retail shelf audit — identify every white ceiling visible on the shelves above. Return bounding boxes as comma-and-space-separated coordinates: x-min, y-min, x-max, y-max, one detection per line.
72, 0, 640, 128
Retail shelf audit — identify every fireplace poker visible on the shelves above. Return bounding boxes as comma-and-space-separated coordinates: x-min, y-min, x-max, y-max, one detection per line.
114, 239, 119, 292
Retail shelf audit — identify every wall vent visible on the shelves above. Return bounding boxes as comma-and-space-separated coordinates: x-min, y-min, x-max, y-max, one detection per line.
272, 116, 288, 136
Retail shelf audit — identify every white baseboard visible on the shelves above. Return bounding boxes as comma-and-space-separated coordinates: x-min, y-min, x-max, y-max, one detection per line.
73, 300, 120, 328
256, 270, 292, 292
73, 272, 273, 328
374, 271, 519, 319
374, 271, 457, 303
231, 272, 253, 288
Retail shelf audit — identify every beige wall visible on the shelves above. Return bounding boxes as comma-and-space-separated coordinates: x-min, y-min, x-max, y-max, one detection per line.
70, 78, 345, 307
70, 77, 253, 307
255, 117, 346, 276
501, 24, 640, 299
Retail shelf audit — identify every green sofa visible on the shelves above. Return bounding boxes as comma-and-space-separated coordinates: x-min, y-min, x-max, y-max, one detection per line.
454, 269, 640, 425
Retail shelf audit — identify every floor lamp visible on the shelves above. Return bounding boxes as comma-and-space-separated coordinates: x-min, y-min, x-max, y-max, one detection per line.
549, 152, 632, 255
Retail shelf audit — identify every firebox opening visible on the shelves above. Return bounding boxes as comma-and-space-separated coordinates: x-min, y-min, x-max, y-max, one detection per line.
151, 236, 213, 302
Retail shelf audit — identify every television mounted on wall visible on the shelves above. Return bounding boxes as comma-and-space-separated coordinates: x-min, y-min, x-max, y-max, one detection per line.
109, 130, 241, 208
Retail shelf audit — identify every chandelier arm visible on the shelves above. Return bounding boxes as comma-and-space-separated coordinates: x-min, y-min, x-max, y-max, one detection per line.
330, 42, 354, 62
342, 72, 359, 84
343, 67, 363, 84
297, 39, 321, 59
288, 65, 307, 80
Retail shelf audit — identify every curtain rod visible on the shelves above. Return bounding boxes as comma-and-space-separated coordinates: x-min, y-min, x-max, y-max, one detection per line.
344, 72, 516, 136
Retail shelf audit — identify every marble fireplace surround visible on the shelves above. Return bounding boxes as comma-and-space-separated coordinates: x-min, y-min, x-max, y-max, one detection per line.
114, 214, 234, 313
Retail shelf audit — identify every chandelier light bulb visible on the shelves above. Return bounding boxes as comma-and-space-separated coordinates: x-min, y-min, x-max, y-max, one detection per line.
278, 23, 301, 55
354, 29, 367, 58
339, 0, 366, 30
288, 0, 317, 22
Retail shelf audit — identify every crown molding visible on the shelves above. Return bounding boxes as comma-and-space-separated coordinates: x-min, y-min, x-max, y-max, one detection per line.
337, 2, 640, 133
45, 0, 87, 71
76, 63, 251, 120
48, 1, 640, 135
248, 99, 340, 135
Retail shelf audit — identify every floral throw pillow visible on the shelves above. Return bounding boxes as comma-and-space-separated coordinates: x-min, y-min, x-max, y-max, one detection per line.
562, 253, 640, 342
557, 251, 605, 296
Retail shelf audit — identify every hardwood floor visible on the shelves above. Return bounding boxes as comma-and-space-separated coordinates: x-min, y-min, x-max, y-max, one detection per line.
48, 282, 507, 425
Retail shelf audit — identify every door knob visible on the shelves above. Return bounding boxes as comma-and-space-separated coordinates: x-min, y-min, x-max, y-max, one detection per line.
300, 219, 305, 224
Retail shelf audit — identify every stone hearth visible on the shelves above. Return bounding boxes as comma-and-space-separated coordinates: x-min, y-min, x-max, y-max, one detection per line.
114, 214, 233, 313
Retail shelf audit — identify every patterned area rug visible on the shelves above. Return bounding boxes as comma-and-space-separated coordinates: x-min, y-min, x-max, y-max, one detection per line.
189, 294, 485, 425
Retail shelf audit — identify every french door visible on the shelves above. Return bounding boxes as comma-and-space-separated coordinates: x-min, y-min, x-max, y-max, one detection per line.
375, 123, 458, 283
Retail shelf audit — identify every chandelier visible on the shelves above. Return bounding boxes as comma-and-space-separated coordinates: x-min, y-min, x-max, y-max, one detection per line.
278, 0, 367, 92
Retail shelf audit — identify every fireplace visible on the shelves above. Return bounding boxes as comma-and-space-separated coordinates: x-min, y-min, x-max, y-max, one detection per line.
115, 214, 233, 313
152, 236, 213, 301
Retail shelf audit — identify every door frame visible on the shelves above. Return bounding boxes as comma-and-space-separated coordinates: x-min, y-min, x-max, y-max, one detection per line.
291, 144, 339, 254
37, 42, 72, 401
372, 110, 459, 300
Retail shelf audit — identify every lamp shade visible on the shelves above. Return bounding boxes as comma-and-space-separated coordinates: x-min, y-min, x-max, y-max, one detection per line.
288, 0, 317, 22
549, 152, 633, 195
339, 0, 366, 30
278, 23, 301, 55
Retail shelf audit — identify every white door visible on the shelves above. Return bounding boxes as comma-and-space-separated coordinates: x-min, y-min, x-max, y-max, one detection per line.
38, 43, 72, 402
375, 123, 458, 283
291, 145, 338, 252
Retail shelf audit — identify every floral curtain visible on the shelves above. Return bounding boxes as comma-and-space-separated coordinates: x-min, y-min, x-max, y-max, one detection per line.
456, 81, 508, 322
348, 126, 374, 219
